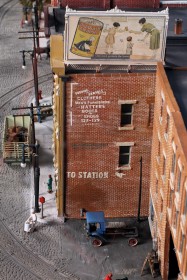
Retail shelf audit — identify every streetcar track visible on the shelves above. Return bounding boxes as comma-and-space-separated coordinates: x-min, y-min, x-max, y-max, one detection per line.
0, 0, 18, 26
0, 244, 43, 280
0, 218, 80, 280
0, 73, 52, 109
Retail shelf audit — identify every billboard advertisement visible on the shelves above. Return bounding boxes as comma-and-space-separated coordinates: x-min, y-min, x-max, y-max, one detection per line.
64, 8, 169, 64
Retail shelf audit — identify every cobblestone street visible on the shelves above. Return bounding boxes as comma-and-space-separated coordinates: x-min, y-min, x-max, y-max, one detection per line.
0, 1, 161, 280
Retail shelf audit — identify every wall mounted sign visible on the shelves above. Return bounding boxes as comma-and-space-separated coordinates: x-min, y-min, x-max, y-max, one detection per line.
64, 7, 169, 65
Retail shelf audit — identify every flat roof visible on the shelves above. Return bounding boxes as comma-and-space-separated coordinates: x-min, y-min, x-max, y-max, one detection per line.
165, 69, 187, 129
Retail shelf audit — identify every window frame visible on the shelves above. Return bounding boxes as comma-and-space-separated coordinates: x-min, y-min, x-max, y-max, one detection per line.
118, 100, 137, 130
116, 142, 134, 170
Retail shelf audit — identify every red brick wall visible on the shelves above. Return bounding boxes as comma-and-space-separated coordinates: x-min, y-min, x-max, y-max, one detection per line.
112, 0, 160, 8
60, 0, 110, 9
65, 73, 156, 218
60, 0, 160, 9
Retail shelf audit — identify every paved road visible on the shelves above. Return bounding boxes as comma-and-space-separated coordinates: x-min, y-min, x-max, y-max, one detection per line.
0, 1, 162, 280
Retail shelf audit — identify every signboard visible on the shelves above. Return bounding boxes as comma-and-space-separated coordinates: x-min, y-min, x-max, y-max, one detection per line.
64, 7, 169, 65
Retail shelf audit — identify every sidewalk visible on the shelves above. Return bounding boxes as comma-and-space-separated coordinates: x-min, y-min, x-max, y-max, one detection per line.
34, 96, 57, 223
32, 15, 57, 223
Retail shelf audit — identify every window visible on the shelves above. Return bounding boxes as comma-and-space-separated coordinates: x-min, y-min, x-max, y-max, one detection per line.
177, 169, 182, 192
183, 192, 187, 215
173, 209, 179, 229
169, 189, 174, 209
121, 104, 133, 126
119, 146, 131, 166
165, 113, 170, 134
171, 152, 176, 174
155, 177, 158, 194
160, 97, 164, 119
160, 197, 163, 215
179, 232, 185, 254
163, 155, 166, 178
149, 198, 154, 221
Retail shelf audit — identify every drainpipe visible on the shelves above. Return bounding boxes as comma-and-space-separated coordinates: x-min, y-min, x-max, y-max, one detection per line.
137, 156, 143, 222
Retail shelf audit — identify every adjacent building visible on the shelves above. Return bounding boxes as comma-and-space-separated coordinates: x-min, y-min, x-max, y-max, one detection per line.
149, 63, 187, 280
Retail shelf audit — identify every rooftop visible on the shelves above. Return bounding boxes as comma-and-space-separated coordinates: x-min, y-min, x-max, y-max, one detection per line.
165, 68, 187, 129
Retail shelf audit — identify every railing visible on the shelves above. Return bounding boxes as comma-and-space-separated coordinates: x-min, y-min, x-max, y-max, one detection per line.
3, 141, 31, 161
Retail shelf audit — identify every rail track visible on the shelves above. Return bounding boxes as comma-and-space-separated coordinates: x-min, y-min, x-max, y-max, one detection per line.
0, 73, 53, 109
0, 0, 18, 26
0, 218, 80, 280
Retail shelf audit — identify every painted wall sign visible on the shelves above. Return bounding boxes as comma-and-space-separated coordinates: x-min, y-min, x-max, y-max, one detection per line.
73, 88, 110, 125
67, 171, 109, 178
64, 7, 169, 65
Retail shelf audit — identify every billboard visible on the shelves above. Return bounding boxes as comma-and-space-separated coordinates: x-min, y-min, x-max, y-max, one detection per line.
64, 7, 169, 65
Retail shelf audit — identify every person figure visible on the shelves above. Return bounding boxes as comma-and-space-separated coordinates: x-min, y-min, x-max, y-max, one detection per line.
130, 17, 160, 58
47, 175, 53, 193
104, 272, 113, 280
126, 36, 134, 55
105, 22, 121, 54
74, 37, 95, 53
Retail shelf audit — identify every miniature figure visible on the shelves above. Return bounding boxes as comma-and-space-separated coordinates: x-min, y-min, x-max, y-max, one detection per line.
105, 22, 120, 54
126, 36, 134, 55
129, 17, 160, 58
104, 272, 113, 280
47, 175, 53, 193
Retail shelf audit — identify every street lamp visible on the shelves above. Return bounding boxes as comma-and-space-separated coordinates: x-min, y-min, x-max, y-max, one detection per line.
20, 49, 39, 107
21, 142, 40, 213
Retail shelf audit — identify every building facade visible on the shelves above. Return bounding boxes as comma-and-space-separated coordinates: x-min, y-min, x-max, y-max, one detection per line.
50, 34, 156, 218
149, 62, 187, 280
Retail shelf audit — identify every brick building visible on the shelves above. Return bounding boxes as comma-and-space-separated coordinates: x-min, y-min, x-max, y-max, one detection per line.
149, 63, 187, 280
59, 0, 160, 9
51, 34, 156, 218
50, 8, 168, 219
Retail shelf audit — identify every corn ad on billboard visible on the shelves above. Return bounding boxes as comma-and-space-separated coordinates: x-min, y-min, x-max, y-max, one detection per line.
64, 7, 169, 65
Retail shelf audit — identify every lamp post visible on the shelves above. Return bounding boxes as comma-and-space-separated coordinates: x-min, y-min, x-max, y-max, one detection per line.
20, 50, 39, 107
21, 142, 40, 213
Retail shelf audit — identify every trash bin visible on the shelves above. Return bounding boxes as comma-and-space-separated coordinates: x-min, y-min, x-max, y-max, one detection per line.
24, 214, 37, 233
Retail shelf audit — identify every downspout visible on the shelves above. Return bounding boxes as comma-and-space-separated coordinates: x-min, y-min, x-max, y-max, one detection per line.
137, 156, 143, 222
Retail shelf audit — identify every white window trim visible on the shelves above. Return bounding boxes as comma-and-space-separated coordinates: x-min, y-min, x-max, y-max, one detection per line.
172, 140, 177, 153
164, 132, 168, 142
118, 126, 134, 131
118, 100, 137, 105
178, 159, 183, 171
166, 105, 171, 116
115, 142, 135, 146
161, 90, 165, 101
119, 101, 136, 129
116, 142, 134, 170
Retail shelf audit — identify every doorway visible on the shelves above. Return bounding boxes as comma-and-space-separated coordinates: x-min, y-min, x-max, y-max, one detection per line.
168, 232, 179, 279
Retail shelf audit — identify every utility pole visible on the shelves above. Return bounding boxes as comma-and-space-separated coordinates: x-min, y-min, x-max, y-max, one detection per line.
12, 103, 52, 213
34, 0, 40, 48
21, 142, 40, 213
